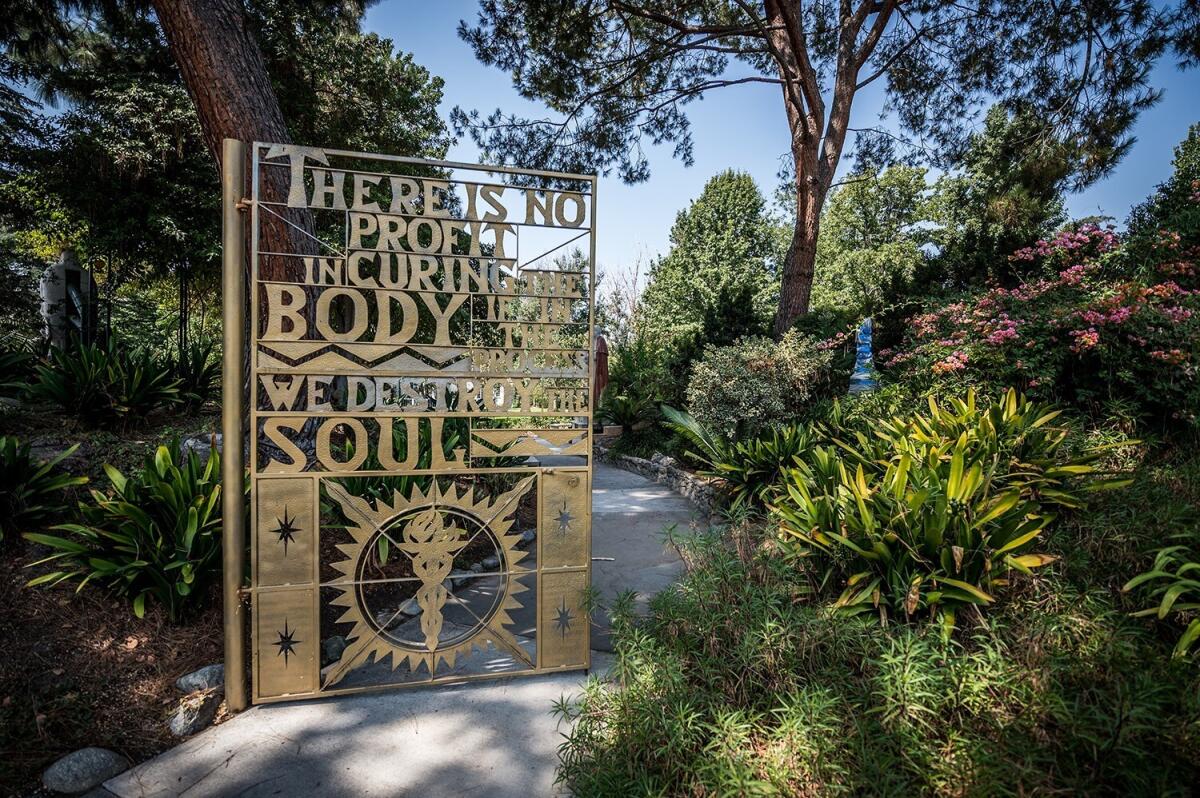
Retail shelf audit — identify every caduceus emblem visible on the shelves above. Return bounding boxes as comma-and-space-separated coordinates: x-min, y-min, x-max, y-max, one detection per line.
397, 508, 466, 651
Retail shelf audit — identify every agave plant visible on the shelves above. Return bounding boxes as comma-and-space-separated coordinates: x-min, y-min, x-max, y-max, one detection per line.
598, 388, 657, 430
0, 437, 88, 541
1123, 539, 1200, 658
174, 339, 220, 412
26, 439, 225, 620
662, 405, 817, 510
28, 338, 181, 428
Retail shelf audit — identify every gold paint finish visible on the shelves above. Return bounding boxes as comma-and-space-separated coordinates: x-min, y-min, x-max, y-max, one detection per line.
541, 469, 590, 569
221, 138, 248, 712
540, 570, 589, 669
239, 141, 595, 703
255, 478, 314, 587
255, 588, 317, 699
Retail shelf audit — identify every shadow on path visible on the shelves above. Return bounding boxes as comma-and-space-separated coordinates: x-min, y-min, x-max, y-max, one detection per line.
101, 463, 700, 798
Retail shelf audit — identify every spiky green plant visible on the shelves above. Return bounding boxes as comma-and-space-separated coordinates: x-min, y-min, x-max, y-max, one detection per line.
0, 437, 87, 541
772, 389, 1129, 634
1124, 538, 1200, 658
26, 438, 227, 620
28, 338, 181, 428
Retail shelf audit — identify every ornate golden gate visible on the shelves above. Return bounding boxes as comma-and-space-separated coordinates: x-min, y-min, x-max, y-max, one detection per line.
220, 140, 595, 705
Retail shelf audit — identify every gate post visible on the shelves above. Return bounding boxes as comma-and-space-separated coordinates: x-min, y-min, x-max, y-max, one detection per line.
221, 138, 248, 712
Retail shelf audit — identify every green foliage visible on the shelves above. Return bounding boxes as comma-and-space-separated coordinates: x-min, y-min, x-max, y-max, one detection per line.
597, 388, 656, 429
640, 170, 779, 342
0, 342, 35, 396
1124, 536, 1200, 658
1127, 123, 1200, 245
686, 331, 836, 440
173, 338, 219, 412
28, 339, 181, 428
26, 438, 228, 621
631, 170, 781, 404
556, 528, 1200, 796
250, 0, 451, 159
927, 106, 1071, 290
710, 425, 817, 511
812, 165, 930, 317
0, 437, 87, 542
772, 389, 1127, 631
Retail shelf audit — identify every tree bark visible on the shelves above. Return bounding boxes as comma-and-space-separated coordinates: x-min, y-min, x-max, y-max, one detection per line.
151, 0, 308, 264
151, 0, 287, 168
762, 0, 895, 337
774, 179, 822, 337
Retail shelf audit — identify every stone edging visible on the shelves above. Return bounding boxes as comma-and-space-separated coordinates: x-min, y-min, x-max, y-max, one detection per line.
594, 444, 721, 516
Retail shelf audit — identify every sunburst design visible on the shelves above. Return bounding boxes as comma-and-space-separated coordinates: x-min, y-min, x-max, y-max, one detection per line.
322, 476, 536, 688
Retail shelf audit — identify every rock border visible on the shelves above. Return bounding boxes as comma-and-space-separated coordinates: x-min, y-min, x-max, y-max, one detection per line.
594, 444, 721, 516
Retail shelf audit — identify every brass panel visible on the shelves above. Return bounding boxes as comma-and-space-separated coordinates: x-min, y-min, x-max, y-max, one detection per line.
540, 570, 588, 669
255, 588, 317, 699
541, 469, 590, 569
240, 141, 596, 704
255, 477, 314, 587
471, 428, 589, 458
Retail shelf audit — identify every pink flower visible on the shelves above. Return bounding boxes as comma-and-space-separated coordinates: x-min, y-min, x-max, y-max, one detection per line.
932, 350, 969, 374
1070, 327, 1100, 352
1161, 306, 1193, 323
1149, 349, 1187, 364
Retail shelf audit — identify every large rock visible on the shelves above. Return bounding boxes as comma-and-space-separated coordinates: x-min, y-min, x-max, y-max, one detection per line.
168, 689, 222, 737
181, 434, 220, 464
321, 635, 347, 666
175, 663, 224, 693
42, 747, 129, 794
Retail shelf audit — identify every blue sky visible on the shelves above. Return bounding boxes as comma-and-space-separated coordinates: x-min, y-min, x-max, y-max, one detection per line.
371, 2, 1200, 288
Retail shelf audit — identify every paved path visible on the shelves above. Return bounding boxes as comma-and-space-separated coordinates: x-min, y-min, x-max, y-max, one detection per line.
99, 462, 700, 798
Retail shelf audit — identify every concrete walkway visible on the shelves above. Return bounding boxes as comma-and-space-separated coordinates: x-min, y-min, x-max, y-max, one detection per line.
99, 462, 701, 798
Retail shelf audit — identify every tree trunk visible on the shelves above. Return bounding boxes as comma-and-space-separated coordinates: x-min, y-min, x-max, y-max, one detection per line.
772, 132, 825, 337
151, 0, 287, 169
151, 0, 309, 264
773, 199, 820, 337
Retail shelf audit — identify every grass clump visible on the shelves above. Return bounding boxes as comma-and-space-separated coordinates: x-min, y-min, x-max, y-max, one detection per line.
557, 517, 1200, 796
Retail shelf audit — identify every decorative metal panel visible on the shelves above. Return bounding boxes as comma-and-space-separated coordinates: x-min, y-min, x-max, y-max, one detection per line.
242, 143, 594, 703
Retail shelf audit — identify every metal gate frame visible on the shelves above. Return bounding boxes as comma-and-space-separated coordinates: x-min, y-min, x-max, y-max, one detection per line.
220, 139, 596, 708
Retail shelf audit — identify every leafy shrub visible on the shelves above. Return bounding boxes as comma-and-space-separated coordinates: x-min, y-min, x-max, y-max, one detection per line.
597, 388, 656, 429
772, 389, 1126, 632
1124, 536, 1200, 658
0, 344, 35, 397
174, 338, 219, 412
26, 438, 226, 620
29, 338, 181, 428
664, 404, 815, 510
883, 132, 1200, 429
556, 528, 1200, 796
0, 437, 87, 542
686, 331, 837, 439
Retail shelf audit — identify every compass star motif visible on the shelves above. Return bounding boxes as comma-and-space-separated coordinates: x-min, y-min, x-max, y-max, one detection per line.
271, 507, 301, 555
274, 619, 301, 667
554, 598, 574, 639
555, 501, 574, 537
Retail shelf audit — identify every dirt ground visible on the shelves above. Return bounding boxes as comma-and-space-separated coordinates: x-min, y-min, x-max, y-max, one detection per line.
1, 406, 225, 796
0, 541, 223, 796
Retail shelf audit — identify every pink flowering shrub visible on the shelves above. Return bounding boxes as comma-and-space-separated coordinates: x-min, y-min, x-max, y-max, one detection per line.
883, 224, 1200, 426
